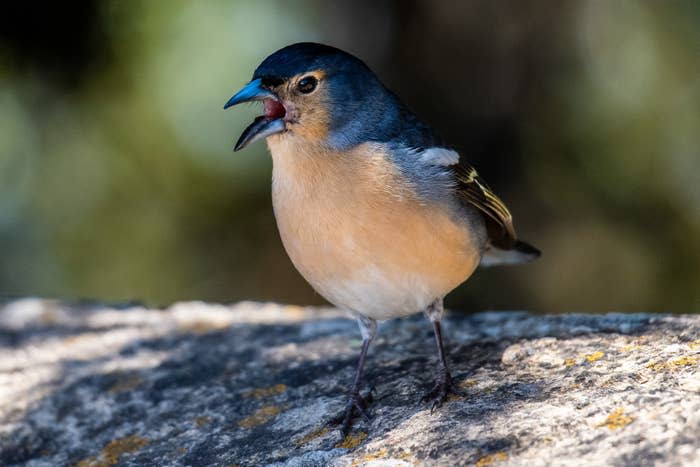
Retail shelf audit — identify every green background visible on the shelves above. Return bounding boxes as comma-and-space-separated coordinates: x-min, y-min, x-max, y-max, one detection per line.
1, 1, 699, 313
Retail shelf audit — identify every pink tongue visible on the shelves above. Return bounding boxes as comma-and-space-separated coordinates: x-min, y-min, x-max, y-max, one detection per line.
264, 100, 285, 119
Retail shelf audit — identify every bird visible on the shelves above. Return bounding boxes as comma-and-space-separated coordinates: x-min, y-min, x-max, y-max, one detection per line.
224, 42, 540, 436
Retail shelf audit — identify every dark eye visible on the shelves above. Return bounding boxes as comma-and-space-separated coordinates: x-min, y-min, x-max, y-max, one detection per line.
297, 76, 317, 94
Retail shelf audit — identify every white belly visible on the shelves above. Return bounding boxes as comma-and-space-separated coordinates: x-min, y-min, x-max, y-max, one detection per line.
268, 138, 483, 320
304, 263, 453, 320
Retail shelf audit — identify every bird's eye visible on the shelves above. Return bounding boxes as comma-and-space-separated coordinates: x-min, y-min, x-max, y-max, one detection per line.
297, 76, 318, 94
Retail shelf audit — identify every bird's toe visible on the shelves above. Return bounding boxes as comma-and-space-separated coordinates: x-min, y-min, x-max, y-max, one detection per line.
421, 372, 464, 410
330, 388, 374, 436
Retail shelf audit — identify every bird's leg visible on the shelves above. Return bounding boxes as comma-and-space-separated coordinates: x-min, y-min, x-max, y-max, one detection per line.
335, 316, 376, 436
421, 299, 464, 410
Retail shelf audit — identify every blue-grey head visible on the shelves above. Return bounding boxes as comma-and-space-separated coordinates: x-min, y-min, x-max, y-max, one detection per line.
224, 42, 439, 151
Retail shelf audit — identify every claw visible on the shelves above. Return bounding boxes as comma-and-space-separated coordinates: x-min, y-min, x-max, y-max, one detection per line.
330, 389, 374, 436
421, 371, 464, 411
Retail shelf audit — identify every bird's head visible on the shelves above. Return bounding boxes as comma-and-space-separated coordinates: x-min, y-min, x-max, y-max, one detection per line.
224, 42, 400, 151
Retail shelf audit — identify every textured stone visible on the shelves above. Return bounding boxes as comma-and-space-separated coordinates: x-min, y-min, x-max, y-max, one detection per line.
0, 299, 699, 466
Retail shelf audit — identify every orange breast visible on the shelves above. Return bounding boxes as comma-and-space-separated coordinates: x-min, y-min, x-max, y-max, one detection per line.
267, 137, 483, 319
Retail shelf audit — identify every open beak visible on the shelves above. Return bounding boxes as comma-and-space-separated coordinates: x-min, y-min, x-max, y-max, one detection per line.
224, 78, 286, 151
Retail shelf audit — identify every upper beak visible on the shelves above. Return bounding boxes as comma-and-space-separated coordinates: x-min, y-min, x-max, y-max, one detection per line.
224, 78, 286, 151
223, 78, 276, 109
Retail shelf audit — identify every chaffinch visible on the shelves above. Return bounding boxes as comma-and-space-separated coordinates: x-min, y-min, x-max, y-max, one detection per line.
224, 42, 539, 436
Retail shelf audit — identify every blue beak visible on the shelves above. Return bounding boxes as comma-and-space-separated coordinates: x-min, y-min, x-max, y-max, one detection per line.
224, 78, 277, 109
224, 78, 286, 151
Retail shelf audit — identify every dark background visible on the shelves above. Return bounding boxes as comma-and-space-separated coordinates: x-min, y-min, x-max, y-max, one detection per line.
1, 1, 699, 313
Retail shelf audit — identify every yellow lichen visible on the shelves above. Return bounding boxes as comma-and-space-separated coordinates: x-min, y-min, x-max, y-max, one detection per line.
670, 355, 698, 367
585, 351, 605, 362
107, 375, 143, 394
395, 450, 414, 462
619, 344, 643, 353
689, 340, 700, 350
646, 361, 667, 371
194, 416, 211, 427
351, 448, 388, 466
647, 355, 698, 372
475, 451, 508, 467
64, 333, 102, 346
243, 383, 287, 399
597, 408, 634, 430
76, 457, 100, 467
76, 435, 149, 467
40, 309, 59, 325
294, 427, 330, 447
564, 358, 577, 367
102, 436, 149, 464
460, 379, 478, 388
598, 378, 616, 388
350, 447, 415, 466
237, 405, 282, 429
335, 431, 367, 449
178, 321, 231, 335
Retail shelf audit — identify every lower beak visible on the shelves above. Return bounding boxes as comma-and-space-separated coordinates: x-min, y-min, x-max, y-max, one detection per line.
224, 78, 286, 151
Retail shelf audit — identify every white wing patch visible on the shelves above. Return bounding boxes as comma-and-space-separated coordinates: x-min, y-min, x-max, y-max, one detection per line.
418, 147, 460, 166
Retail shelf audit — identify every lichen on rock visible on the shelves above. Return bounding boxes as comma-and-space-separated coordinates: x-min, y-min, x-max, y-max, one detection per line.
0, 299, 699, 466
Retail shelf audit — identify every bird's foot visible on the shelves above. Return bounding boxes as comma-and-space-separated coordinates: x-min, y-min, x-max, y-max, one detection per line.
330, 387, 374, 436
421, 371, 464, 412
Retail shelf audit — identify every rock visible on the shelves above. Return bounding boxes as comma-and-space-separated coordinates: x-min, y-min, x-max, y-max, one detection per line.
0, 298, 699, 466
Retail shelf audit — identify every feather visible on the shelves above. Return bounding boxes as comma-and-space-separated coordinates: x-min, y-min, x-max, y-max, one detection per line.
417, 147, 460, 166
453, 164, 517, 249
480, 240, 540, 267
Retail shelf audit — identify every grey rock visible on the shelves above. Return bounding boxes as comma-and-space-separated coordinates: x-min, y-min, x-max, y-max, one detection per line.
0, 298, 699, 466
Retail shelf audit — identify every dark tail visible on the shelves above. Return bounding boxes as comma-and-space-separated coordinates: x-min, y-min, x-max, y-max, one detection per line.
479, 240, 541, 267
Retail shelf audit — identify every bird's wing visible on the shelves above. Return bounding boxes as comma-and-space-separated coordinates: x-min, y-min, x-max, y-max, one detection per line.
414, 147, 516, 249
453, 163, 516, 249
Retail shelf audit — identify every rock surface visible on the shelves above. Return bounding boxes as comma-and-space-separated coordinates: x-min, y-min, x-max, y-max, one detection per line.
0, 299, 699, 466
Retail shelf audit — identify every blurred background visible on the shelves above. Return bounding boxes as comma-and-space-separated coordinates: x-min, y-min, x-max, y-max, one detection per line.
1, 1, 698, 314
